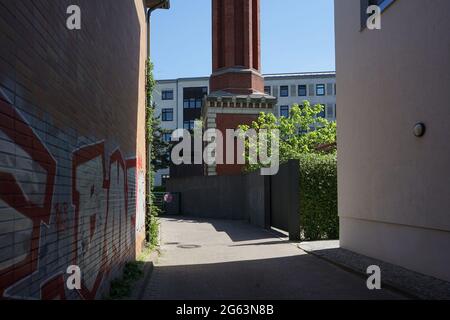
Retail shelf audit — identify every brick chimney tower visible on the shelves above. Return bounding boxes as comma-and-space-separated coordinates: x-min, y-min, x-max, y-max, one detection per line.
203, 0, 277, 176
210, 0, 264, 94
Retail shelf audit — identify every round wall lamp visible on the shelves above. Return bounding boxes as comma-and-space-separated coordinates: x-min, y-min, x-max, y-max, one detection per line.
413, 123, 426, 137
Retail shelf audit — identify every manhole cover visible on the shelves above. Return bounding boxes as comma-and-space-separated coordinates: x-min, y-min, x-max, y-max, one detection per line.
177, 244, 201, 249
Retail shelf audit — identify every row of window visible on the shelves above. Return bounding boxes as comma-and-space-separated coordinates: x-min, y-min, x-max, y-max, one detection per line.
163, 103, 336, 123
163, 105, 336, 128
162, 87, 208, 101
183, 98, 203, 109
163, 84, 336, 101
279, 104, 337, 119
265, 84, 335, 97
162, 107, 204, 121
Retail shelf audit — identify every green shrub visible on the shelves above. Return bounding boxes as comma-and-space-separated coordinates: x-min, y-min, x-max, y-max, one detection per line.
147, 212, 160, 248
153, 186, 166, 193
107, 261, 144, 300
299, 153, 338, 241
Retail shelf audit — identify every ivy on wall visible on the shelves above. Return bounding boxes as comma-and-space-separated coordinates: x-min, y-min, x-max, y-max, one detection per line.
145, 59, 160, 247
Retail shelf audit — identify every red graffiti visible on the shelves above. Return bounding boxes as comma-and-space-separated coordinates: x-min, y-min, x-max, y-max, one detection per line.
0, 99, 56, 297
0, 99, 141, 300
72, 144, 137, 299
40, 274, 66, 300
55, 203, 69, 232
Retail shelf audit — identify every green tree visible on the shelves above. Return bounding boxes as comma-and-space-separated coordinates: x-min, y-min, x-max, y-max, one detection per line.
145, 60, 160, 246
239, 101, 336, 171
150, 102, 171, 172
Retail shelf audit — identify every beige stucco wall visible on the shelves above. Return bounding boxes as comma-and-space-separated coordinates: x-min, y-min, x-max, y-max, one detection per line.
335, 0, 450, 281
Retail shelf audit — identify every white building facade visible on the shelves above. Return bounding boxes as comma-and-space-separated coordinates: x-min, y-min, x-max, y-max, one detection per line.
153, 72, 336, 186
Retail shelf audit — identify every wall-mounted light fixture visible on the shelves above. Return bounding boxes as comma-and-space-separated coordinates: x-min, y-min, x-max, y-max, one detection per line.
413, 123, 426, 138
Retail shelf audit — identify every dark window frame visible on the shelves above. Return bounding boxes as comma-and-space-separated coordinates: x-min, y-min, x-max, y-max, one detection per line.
316, 84, 326, 96
298, 85, 307, 97
280, 105, 290, 118
318, 104, 326, 119
163, 133, 172, 142
264, 86, 272, 95
280, 86, 289, 97
183, 120, 195, 131
183, 87, 208, 109
161, 108, 174, 122
161, 90, 174, 101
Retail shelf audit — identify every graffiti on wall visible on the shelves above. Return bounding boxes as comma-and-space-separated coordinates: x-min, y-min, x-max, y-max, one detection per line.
0, 99, 145, 299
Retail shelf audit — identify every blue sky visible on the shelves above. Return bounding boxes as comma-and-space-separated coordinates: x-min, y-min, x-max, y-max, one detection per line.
150, 0, 335, 80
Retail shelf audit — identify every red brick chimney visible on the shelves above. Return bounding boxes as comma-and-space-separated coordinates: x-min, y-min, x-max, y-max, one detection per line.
210, 0, 264, 95
203, 0, 277, 176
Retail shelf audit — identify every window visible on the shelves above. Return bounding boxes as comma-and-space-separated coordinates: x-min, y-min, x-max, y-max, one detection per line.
162, 90, 174, 100
326, 104, 335, 119
183, 87, 207, 109
316, 84, 325, 96
264, 86, 271, 95
280, 86, 289, 97
318, 104, 326, 118
183, 120, 195, 131
163, 133, 172, 142
280, 105, 290, 118
184, 98, 203, 109
298, 85, 307, 97
162, 108, 173, 122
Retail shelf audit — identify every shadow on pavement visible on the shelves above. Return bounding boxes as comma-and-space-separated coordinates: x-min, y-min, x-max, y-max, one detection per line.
143, 254, 407, 300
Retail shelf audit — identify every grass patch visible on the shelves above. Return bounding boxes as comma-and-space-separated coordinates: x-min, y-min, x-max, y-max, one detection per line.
106, 243, 157, 300
148, 214, 160, 249
106, 214, 160, 300
107, 261, 144, 300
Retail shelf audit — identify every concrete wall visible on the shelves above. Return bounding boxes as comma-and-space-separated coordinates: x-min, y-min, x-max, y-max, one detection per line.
335, 0, 450, 281
166, 171, 268, 226
0, 0, 148, 299
167, 161, 300, 233
166, 175, 247, 220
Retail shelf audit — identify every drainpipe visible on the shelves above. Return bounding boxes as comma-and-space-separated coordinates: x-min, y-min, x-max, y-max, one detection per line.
146, 0, 169, 59
146, 0, 169, 195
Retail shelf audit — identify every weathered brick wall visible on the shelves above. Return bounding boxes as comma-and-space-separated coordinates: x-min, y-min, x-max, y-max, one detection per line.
0, 0, 147, 299
215, 113, 258, 176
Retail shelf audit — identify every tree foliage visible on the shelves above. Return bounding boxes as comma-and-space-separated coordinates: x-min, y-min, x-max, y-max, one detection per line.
145, 60, 160, 246
150, 103, 171, 172
239, 101, 336, 171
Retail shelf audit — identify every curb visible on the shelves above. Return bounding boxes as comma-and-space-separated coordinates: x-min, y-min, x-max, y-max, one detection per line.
298, 243, 450, 300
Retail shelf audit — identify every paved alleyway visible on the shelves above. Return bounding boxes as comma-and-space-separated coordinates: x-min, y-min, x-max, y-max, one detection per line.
141, 217, 405, 300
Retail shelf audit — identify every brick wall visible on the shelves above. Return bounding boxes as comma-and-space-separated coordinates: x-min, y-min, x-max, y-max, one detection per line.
0, 0, 147, 299
215, 113, 258, 176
